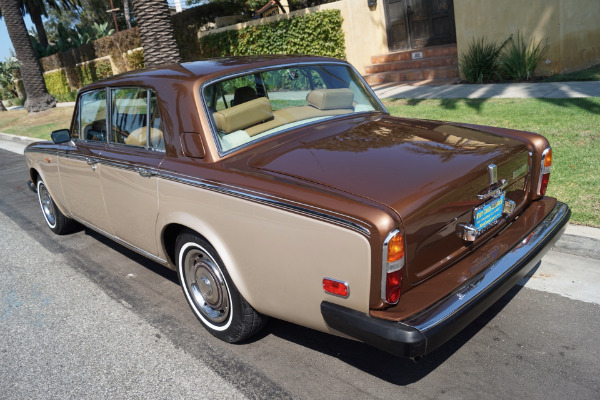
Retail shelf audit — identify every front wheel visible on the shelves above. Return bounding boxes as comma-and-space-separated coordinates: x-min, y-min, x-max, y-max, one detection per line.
176, 231, 267, 343
37, 178, 75, 235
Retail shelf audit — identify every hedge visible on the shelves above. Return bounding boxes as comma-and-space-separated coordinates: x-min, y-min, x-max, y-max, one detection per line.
76, 59, 113, 87
197, 10, 345, 60
44, 69, 77, 102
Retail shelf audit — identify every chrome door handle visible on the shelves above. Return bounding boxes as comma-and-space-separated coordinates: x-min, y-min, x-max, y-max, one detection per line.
135, 167, 154, 178
86, 157, 97, 171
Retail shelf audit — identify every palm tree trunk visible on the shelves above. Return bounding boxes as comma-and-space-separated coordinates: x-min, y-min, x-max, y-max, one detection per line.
29, 6, 49, 50
123, 0, 132, 29
0, 0, 56, 113
131, 0, 181, 67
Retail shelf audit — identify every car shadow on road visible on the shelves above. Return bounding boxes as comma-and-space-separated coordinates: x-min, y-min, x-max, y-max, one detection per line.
262, 267, 539, 385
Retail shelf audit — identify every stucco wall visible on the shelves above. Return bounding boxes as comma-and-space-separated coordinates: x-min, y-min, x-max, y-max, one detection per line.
198, 0, 389, 74
454, 0, 600, 75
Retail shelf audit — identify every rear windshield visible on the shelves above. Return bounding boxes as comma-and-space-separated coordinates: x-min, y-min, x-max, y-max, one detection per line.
202, 63, 386, 154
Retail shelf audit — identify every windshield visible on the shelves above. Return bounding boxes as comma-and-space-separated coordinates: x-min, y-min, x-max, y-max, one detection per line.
203, 63, 386, 154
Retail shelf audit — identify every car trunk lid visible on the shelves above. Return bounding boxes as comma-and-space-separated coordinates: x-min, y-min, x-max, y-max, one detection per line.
248, 115, 531, 283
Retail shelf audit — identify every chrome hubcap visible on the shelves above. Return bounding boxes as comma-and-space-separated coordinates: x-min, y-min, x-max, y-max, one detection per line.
38, 184, 56, 226
184, 248, 229, 323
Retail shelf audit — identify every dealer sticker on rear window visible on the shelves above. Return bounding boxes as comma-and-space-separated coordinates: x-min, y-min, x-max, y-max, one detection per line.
474, 193, 505, 231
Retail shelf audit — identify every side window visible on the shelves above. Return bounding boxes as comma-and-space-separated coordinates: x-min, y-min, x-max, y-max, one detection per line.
80, 90, 107, 142
111, 88, 147, 146
110, 87, 164, 149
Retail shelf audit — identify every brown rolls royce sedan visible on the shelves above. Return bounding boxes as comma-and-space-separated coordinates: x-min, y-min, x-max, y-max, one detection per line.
25, 55, 570, 358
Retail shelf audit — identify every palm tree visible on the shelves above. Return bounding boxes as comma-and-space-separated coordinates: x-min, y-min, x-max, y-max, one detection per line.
131, 0, 181, 67
0, 0, 56, 112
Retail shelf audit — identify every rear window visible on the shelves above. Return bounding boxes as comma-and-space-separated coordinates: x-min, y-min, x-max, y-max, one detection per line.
203, 64, 385, 154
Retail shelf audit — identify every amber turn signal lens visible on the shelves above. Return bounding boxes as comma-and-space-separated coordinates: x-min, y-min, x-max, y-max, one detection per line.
544, 148, 552, 168
323, 278, 349, 297
387, 233, 405, 263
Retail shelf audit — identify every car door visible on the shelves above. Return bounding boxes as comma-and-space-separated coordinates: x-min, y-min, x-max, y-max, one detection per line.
59, 89, 114, 234
98, 87, 165, 256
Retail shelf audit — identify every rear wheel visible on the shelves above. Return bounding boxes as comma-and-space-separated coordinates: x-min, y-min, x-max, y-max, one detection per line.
176, 231, 267, 343
37, 178, 75, 235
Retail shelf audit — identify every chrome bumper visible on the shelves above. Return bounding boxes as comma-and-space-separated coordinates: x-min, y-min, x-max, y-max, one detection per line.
321, 201, 571, 358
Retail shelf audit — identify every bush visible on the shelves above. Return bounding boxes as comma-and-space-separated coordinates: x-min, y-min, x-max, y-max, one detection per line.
76, 59, 113, 87
44, 70, 77, 102
459, 36, 509, 83
196, 10, 345, 60
500, 32, 549, 81
125, 49, 145, 71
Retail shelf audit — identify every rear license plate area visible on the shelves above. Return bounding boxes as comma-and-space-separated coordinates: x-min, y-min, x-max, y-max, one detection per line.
474, 193, 505, 231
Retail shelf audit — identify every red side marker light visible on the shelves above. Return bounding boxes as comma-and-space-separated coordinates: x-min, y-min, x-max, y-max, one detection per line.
323, 278, 349, 298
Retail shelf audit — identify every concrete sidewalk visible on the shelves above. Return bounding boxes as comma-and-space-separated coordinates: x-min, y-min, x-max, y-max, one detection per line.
373, 80, 600, 99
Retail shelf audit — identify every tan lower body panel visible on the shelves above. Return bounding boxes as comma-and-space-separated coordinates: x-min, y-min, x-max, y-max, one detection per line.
157, 179, 372, 333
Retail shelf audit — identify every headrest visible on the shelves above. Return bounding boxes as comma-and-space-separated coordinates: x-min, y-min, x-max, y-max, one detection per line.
307, 88, 354, 110
233, 86, 257, 106
213, 97, 273, 134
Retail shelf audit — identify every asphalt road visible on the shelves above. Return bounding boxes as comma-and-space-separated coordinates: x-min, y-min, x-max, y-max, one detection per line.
1, 148, 599, 399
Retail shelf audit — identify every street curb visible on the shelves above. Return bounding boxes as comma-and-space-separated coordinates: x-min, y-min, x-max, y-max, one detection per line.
0, 132, 45, 145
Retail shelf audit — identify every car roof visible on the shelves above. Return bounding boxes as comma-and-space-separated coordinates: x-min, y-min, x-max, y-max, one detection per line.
81, 55, 345, 92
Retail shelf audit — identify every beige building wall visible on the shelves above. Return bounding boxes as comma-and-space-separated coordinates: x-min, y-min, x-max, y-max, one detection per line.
454, 0, 600, 75
198, 0, 389, 74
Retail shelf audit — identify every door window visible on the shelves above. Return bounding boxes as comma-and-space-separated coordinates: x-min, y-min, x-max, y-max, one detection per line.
110, 88, 164, 149
80, 90, 107, 142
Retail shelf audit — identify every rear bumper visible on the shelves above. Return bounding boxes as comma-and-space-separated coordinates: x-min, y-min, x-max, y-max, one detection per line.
321, 201, 571, 358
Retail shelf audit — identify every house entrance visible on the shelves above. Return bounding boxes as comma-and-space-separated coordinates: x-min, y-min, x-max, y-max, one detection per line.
386, 0, 456, 51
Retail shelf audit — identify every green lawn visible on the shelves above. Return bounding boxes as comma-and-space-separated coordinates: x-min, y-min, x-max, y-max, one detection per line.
0, 106, 74, 139
1, 99, 598, 226
383, 98, 600, 227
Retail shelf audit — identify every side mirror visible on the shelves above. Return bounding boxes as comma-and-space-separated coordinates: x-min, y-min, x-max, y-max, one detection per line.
51, 129, 71, 144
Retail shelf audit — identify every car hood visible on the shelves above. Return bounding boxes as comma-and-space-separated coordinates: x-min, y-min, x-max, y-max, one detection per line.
249, 115, 530, 283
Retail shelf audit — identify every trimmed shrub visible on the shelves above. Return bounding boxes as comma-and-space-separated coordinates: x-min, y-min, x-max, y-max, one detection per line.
500, 32, 549, 81
44, 70, 77, 102
196, 10, 345, 60
76, 59, 114, 87
125, 49, 145, 71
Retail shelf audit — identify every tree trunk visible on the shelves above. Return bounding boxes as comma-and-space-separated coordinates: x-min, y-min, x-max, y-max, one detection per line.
123, 0, 132, 29
131, 0, 181, 67
29, 4, 49, 50
0, 100, 6, 111
0, 0, 56, 113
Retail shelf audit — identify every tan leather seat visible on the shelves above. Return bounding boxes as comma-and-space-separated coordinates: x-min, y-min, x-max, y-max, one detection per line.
125, 126, 164, 147
213, 97, 273, 134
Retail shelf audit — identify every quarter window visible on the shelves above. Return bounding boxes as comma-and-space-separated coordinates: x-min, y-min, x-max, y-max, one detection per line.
110, 87, 164, 149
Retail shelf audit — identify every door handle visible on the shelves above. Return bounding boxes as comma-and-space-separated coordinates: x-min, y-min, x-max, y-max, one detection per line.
135, 167, 155, 178
86, 157, 97, 171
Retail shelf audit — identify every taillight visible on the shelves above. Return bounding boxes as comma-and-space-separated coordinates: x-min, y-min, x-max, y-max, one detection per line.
382, 230, 405, 305
537, 147, 552, 196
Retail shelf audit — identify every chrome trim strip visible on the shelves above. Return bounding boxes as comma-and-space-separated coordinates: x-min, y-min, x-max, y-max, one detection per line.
402, 201, 570, 332
381, 229, 404, 302
72, 216, 168, 266
199, 61, 388, 157
157, 170, 371, 237
28, 149, 370, 236
537, 146, 552, 195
